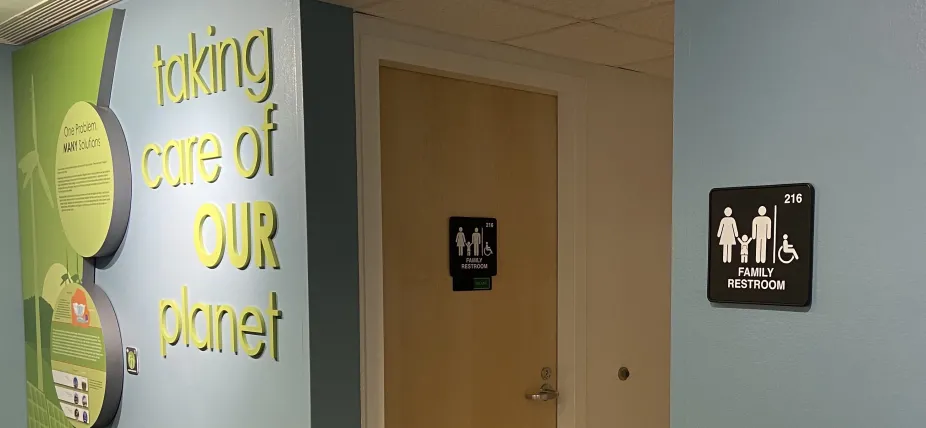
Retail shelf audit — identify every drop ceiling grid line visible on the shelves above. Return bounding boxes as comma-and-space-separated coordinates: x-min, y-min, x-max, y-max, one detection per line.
353, 7, 563, 45
622, 53, 673, 65
585, 21, 673, 47
370, 0, 674, 47
504, 20, 673, 53
493, 0, 588, 23
357, 0, 670, 31
361, 0, 582, 24
495, 0, 672, 29
499, 0, 672, 21
361, 0, 579, 42
340, 0, 677, 79
620, 55, 673, 78
354, 0, 392, 10
498, 20, 580, 43
358, 0, 673, 48
590, 1, 674, 25
352, 8, 474, 41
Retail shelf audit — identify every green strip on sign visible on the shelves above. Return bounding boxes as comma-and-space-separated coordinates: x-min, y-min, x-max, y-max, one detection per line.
473, 278, 491, 290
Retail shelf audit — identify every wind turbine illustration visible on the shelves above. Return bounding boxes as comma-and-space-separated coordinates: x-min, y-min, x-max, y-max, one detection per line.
18, 75, 55, 391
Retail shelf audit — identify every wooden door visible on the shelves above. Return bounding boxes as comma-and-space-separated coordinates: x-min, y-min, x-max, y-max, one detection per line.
380, 65, 558, 428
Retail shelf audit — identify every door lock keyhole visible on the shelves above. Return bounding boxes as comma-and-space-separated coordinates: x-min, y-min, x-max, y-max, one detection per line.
618, 367, 630, 381
540, 367, 552, 380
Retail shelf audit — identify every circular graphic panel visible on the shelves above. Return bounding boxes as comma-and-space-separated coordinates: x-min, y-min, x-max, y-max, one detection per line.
55, 101, 131, 258
49, 282, 123, 427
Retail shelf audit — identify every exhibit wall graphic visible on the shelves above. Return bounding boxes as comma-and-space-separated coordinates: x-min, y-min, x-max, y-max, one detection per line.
13, 10, 127, 428
12, 0, 310, 426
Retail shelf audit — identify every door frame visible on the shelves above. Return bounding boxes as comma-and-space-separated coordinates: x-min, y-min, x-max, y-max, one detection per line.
355, 19, 588, 428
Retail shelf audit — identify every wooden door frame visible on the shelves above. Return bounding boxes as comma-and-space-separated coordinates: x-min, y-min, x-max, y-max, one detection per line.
355, 20, 588, 428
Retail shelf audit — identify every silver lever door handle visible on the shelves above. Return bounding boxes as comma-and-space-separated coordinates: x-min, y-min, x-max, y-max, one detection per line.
525, 384, 559, 401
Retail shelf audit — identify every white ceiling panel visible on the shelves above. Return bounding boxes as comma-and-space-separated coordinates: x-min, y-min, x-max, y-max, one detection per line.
361, 0, 576, 41
295, 0, 676, 79
508, 22, 672, 67
502, 0, 671, 20
322, 0, 387, 9
596, 3, 672, 42
622, 55, 672, 78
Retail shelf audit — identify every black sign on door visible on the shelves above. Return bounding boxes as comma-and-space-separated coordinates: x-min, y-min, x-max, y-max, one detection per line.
449, 217, 497, 291
708, 183, 815, 306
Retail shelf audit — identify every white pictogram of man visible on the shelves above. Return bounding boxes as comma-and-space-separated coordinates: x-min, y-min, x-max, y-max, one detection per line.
751, 206, 772, 263
472, 228, 482, 256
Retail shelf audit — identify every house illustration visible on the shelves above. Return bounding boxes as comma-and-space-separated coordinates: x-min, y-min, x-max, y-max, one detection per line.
71, 289, 90, 326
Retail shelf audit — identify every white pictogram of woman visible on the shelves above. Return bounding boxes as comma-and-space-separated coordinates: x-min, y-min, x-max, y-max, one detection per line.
717, 207, 739, 263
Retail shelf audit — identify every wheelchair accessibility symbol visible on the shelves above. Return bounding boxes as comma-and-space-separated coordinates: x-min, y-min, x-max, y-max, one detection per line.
777, 233, 799, 264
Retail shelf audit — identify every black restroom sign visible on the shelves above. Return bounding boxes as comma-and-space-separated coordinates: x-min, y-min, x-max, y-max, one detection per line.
449, 217, 497, 278
708, 184, 815, 306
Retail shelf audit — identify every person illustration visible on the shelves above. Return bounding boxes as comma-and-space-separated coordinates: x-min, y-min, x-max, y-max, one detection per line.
737, 235, 753, 263
717, 207, 739, 263
465, 240, 472, 256
751, 206, 772, 263
472, 228, 482, 257
455, 227, 467, 256
779, 234, 799, 263
483, 241, 493, 256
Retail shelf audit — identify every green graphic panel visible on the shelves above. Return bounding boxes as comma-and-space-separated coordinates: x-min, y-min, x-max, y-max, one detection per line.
27, 383, 72, 428
11, 11, 117, 428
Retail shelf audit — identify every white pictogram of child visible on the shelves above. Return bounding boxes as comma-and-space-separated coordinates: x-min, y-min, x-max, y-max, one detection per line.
737, 235, 753, 263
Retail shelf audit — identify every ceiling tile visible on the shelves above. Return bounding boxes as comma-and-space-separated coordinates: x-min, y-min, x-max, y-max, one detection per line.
361, 0, 576, 41
596, 3, 673, 43
502, 0, 671, 20
507, 22, 672, 67
320, 0, 387, 9
622, 55, 673, 78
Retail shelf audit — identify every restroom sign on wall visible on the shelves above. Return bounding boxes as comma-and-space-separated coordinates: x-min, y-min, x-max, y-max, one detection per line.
708, 183, 815, 306
449, 217, 497, 291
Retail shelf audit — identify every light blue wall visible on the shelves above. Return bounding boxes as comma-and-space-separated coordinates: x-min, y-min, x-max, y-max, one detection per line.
2, 1, 356, 426
98, 0, 311, 424
674, 0, 926, 426
0, 43, 27, 428
83, 0, 352, 426
94, 0, 356, 427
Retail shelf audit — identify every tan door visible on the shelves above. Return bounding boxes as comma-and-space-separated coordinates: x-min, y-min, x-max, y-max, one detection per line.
379, 65, 558, 428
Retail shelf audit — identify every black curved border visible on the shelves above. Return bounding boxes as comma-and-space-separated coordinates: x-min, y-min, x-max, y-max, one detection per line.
92, 104, 131, 259
83, 282, 123, 427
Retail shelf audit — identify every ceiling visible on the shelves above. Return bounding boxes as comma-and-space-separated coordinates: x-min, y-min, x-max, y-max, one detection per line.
0, 0, 41, 24
0, 0, 673, 78
326, 0, 674, 79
